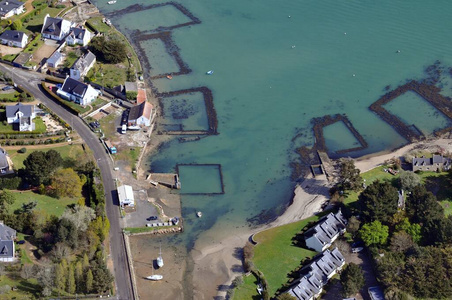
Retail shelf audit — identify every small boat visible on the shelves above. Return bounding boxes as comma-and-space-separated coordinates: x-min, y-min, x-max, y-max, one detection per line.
196, 211, 202, 218
166, 75, 173, 80
257, 284, 263, 295
146, 265, 163, 281
157, 245, 164, 268
107, 0, 116, 4
206, 70, 214, 75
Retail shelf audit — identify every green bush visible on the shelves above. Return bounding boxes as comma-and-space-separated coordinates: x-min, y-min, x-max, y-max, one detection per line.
18, 147, 27, 153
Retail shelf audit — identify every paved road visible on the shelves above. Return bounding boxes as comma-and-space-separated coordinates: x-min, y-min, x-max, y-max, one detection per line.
0, 65, 134, 300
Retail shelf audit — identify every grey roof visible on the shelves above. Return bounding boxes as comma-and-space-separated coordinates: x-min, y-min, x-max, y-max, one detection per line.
61, 77, 89, 98
47, 51, 62, 64
0, 223, 15, 241
0, 0, 24, 17
69, 27, 86, 40
0, 240, 13, 258
413, 155, 449, 167
42, 16, 67, 37
0, 30, 25, 43
71, 51, 95, 72
304, 210, 347, 246
6, 103, 33, 119
124, 81, 138, 92
0, 148, 8, 170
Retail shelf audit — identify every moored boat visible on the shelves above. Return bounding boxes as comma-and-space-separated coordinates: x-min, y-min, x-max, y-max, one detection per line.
206, 70, 214, 75
197, 211, 202, 218
107, 0, 116, 4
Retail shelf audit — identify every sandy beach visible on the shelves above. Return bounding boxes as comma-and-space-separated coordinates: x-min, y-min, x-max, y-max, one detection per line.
191, 137, 452, 299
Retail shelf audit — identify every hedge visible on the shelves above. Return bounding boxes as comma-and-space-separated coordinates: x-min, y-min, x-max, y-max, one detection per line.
40, 81, 81, 115
44, 76, 65, 84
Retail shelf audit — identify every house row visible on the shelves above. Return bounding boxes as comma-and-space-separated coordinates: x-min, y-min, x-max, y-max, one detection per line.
412, 155, 450, 172
304, 210, 347, 252
287, 248, 345, 300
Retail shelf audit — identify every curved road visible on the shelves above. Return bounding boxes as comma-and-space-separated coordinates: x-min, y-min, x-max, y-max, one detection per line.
0, 64, 134, 300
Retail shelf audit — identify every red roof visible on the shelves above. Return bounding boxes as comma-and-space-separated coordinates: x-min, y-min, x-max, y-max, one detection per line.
137, 89, 147, 104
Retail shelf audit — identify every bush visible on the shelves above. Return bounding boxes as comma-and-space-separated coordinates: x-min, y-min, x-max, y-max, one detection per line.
126, 91, 137, 100
11, 19, 21, 30
18, 147, 26, 153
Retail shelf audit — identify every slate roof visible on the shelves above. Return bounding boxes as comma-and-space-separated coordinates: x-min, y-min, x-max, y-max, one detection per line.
0, 223, 15, 259
0, 30, 25, 43
69, 27, 86, 40
0, 148, 8, 170
0, 222, 15, 241
413, 155, 450, 167
304, 210, 347, 247
61, 77, 89, 97
128, 101, 153, 121
42, 16, 68, 37
6, 103, 33, 119
0, 0, 23, 17
71, 51, 95, 72
124, 81, 138, 92
47, 51, 62, 65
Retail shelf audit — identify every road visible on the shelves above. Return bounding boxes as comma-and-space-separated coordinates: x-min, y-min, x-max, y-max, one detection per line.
0, 64, 134, 300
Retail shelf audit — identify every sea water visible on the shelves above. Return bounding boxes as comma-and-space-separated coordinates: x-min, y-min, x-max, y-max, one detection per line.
94, 0, 452, 286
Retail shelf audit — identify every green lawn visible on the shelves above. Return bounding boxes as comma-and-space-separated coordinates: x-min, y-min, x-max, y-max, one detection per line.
34, 117, 46, 133
86, 62, 127, 89
10, 190, 77, 217
23, 34, 44, 55
25, 7, 65, 31
440, 200, 452, 216
86, 16, 111, 33
64, 51, 79, 68
116, 147, 139, 170
0, 92, 19, 101
2, 54, 18, 62
9, 143, 86, 170
252, 215, 319, 296
99, 111, 118, 140
233, 273, 260, 300
20, 247, 33, 265
0, 275, 40, 299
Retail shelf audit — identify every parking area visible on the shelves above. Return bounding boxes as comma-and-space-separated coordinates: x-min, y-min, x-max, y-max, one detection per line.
123, 189, 159, 228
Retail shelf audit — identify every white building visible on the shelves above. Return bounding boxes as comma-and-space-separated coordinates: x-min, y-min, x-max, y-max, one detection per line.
6, 103, 35, 131
66, 26, 91, 46
41, 14, 71, 41
57, 77, 99, 106
304, 210, 347, 252
117, 185, 135, 207
0, 222, 16, 262
69, 51, 96, 80
0, 0, 24, 19
128, 101, 154, 127
0, 30, 27, 48
47, 51, 63, 68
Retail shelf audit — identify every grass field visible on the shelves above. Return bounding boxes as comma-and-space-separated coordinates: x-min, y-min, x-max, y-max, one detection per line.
116, 147, 139, 170
233, 273, 260, 300
0, 92, 20, 101
0, 275, 39, 299
86, 16, 111, 33
87, 62, 127, 89
252, 216, 319, 296
9, 190, 78, 217
9, 143, 87, 169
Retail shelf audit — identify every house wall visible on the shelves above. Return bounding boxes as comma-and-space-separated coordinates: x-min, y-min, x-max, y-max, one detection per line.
81, 86, 99, 106
136, 116, 150, 127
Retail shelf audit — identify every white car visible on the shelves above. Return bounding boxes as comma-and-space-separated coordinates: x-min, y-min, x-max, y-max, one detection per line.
352, 247, 364, 253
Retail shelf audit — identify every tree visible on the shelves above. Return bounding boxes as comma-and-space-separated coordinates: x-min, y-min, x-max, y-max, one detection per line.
67, 263, 76, 294
406, 186, 443, 225
390, 231, 415, 253
0, 190, 15, 214
55, 263, 66, 291
61, 205, 95, 232
11, 19, 21, 30
340, 263, 365, 296
86, 268, 93, 293
24, 150, 63, 186
398, 171, 421, 191
359, 220, 389, 246
91, 263, 113, 293
36, 266, 55, 296
338, 158, 362, 191
75, 261, 83, 293
359, 180, 398, 224
346, 216, 361, 238
395, 218, 421, 243
89, 36, 127, 64
50, 168, 83, 198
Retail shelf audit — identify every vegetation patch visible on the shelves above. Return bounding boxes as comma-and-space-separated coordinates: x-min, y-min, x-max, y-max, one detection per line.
125, 225, 177, 234
23, 34, 44, 55
10, 191, 78, 218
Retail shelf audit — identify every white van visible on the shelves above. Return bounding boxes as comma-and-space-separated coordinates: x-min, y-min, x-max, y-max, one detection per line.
121, 124, 127, 134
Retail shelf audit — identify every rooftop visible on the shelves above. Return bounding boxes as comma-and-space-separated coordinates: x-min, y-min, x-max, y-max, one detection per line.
0, 0, 24, 16
6, 103, 33, 119
0, 30, 25, 43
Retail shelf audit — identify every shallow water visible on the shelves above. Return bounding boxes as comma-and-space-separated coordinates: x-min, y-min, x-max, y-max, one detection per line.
94, 0, 452, 293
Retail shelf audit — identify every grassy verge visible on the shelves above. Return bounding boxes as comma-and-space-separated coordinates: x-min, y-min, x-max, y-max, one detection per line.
85, 16, 111, 34
10, 190, 78, 217
252, 215, 319, 296
233, 273, 260, 300
124, 225, 177, 234
0, 92, 20, 101
23, 34, 43, 55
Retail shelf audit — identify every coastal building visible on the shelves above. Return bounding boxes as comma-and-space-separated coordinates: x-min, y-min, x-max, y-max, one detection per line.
136, 88, 147, 104
41, 15, 71, 41
412, 155, 450, 172
117, 185, 135, 207
0, 0, 24, 19
66, 26, 91, 46
69, 51, 96, 80
57, 77, 99, 106
287, 248, 345, 300
0, 148, 11, 174
0, 30, 27, 48
0, 221, 16, 262
128, 101, 154, 127
46, 51, 63, 68
6, 103, 35, 131
304, 210, 347, 252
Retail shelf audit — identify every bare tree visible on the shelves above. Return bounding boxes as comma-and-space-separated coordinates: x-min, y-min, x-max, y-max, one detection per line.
20, 265, 35, 280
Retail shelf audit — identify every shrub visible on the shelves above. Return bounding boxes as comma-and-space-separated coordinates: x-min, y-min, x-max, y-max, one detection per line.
18, 147, 26, 153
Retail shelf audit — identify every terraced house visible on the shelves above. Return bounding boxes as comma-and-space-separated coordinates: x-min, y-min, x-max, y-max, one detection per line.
304, 210, 347, 252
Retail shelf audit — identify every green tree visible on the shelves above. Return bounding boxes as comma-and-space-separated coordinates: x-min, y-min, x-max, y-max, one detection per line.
50, 168, 83, 198
24, 150, 63, 186
0, 190, 15, 214
359, 220, 389, 246
395, 218, 421, 243
75, 261, 83, 292
406, 186, 443, 225
11, 19, 21, 30
67, 263, 76, 294
360, 180, 398, 224
55, 263, 66, 291
340, 263, 365, 296
398, 170, 421, 191
86, 269, 93, 293
89, 36, 127, 64
91, 262, 113, 293
346, 216, 361, 238
338, 158, 363, 191
390, 231, 415, 253
82, 253, 89, 269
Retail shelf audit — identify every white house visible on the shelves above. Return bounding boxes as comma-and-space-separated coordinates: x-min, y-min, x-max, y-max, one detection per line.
304, 210, 347, 252
117, 185, 135, 207
5, 103, 35, 131
0, 0, 24, 19
46, 51, 63, 68
69, 51, 96, 80
0, 30, 27, 48
0, 148, 10, 174
287, 248, 345, 300
0, 221, 16, 262
128, 101, 153, 127
57, 77, 99, 106
41, 14, 71, 41
66, 26, 91, 46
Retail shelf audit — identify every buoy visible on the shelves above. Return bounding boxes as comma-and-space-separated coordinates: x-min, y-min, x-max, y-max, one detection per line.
288, 15, 291, 18
396, 50, 401, 53
344, 32, 347, 35
352, 74, 356, 77
291, 45, 296, 48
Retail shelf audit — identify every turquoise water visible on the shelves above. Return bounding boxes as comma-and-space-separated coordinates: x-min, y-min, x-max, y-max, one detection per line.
94, 0, 452, 287
323, 121, 361, 153
384, 91, 452, 135
178, 165, 223, 194
161, 92, 209, 131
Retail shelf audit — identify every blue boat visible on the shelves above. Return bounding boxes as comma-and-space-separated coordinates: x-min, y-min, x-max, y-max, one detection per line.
206, 70, 214, 75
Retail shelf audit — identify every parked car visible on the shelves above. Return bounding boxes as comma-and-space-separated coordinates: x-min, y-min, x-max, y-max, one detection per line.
352, 247, 364, 253
2, 85, 14, 91
17, 240, 25, 245
147, 216, 158, 221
